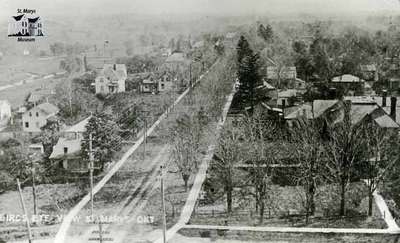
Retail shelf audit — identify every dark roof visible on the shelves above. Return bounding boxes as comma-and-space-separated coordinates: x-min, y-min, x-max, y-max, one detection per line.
28, 17, 40, 23
13, 14, 24, 21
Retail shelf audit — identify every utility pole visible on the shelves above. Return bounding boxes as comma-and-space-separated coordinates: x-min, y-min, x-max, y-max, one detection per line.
89, 133, 94, 220
143, 117, 148, 160
31, 160, 37, 216
98, 221, 103, 243
17, 179, 33, 243
160, 166, 167, 243
29, 153, 38, 216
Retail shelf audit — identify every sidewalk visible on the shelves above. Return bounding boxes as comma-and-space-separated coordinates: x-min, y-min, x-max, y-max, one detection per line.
154, 84, 236, 243
181, 224, 400, 235
53, 62, 219, 243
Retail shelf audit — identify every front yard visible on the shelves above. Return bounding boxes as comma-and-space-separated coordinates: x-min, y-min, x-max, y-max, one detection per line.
190, 182, 387, 229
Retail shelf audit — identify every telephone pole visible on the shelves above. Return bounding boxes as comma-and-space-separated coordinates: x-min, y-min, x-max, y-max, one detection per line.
143, 117, 148, 160
98, 221, 103, 243
31, 160, 37, 216
160, 166, 167, 243
17, 179, 33, 243
29, 154, 38, 216
89, 133, 94, 220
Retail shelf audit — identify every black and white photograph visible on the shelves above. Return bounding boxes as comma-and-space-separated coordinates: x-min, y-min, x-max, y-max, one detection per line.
0, 0, 400, 242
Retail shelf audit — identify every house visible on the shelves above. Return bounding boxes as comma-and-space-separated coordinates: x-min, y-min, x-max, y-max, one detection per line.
94, 64, 127, 94
22, 103, 59, 133
158, 72, 174, 92
266, 66, 297, 88
331, 74, 365, 96
139, 72, 174, 93
50, 117, 93, 172
140, 76, 159, 94
277, 89, 298, 108
267, 66, 297, 80
8, 14, 43, 36
161, 52, 189, 73
27, 89, 55, 106
360, 64, 378, 82
285, 98, 399, 130
0, 100, 11, 129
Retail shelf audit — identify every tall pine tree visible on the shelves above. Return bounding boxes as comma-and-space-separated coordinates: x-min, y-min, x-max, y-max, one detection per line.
236, 36, 261, 114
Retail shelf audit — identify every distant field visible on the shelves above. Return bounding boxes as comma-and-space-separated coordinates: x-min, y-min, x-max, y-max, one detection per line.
0, 76, 64, 108
0, 55, 62, 87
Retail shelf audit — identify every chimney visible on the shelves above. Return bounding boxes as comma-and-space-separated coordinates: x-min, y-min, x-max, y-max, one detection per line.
390, 97, 397, 122
382, 90, 387, 107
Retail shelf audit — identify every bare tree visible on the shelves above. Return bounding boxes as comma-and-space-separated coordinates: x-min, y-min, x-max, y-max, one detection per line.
212, 124, 246, 214
169, 112, 204, 191
288, 118, 325, 223
241, 114, 277, 224
363, 121, 400, 216
324, 102, 365, 216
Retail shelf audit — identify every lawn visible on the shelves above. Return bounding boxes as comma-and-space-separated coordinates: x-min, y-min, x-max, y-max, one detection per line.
190, 182, 387, 229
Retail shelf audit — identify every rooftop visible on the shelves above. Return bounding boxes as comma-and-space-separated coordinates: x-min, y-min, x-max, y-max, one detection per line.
332, 74, 364, 83
65, 116, 91, 133
165, 52, 187, 63
49, 137, 82, 159
30, 102, 59, 115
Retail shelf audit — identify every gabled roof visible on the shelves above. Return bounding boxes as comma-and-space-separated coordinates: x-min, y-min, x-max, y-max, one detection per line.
30, 103, 59, 115
13, 14, 24, 21
284, 103, 313, 119
28, 89, 54, 103
65, 116, 91, 133
350, 104, 379, 124
49, 137, 82, 159
99, 64, 127, 81
312, 100, 340, 118
332, 74, 364, 83
28, 17, 40, 23
374, 115, 399, 128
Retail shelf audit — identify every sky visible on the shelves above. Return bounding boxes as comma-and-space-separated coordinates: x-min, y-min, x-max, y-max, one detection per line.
0, 0, 399, 20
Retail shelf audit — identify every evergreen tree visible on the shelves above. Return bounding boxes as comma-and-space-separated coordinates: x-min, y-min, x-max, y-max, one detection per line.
236, 35, 251, 64
82, 113, 122, 169
236, 36, 261, 114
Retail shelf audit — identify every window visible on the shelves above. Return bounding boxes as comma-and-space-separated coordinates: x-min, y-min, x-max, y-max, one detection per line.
29, 112, 32, 117
161, 83, 165, 89
25, 122, 29, 128
64, 147, 68, 154
36, 112, 39, 117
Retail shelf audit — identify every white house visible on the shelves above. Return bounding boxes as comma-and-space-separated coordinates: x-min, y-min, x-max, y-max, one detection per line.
94, 64, 127, 94
0, 100, 11, 129
50, 116, 91, 172
22, 103, 59, 133
8, 14, 43, 36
